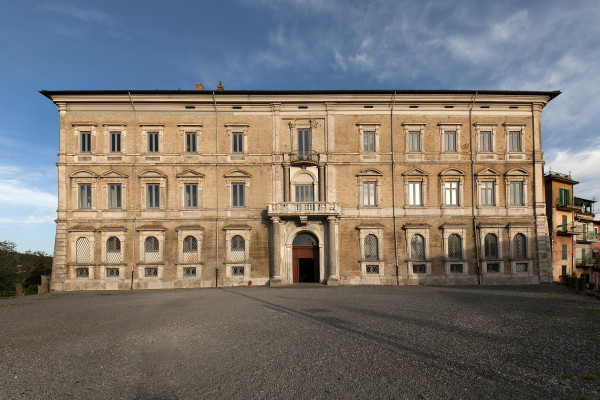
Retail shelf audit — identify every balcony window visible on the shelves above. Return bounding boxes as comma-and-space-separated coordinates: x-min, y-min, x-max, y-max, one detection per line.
295, 184, 314, 202
297, 129, 311, 160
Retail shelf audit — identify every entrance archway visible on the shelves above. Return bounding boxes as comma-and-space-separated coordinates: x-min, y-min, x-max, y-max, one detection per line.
292, 232, 319, 283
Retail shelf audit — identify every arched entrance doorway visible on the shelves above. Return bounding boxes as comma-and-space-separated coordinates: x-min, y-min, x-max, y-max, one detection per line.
292, 232, 319, 283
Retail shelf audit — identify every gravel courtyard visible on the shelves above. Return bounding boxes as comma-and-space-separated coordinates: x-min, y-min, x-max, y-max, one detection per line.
1, 285, 599, 400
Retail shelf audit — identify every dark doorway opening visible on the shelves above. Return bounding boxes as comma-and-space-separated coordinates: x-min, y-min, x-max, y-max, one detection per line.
298, 258, 316, 282
292, 232, 319, 283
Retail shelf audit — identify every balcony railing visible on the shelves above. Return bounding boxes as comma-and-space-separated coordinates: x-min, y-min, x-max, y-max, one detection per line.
267, 202, 340, 216
574, 230, 600, 242
576, 258, 600, 266
289, 150, 319, 165
556, 224, 578, 236
556, 198, 580, 211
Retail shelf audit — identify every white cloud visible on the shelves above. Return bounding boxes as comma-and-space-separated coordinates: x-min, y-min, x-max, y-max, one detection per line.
37, 3, 112, 24
0, 165, 57, 212
545, 146, 600, 202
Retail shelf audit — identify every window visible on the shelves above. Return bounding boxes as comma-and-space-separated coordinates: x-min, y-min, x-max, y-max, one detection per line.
106, 268, 119, 277
183, 236, 198, 262
295, 184, 314, 202
184, 184, 198, 208
509, 131, 521, 151
513, 233, 526, 259
148, 131, 159, 153
445, 182, 458, 206
106, 237, 121, 264
183, 267, 196, 276
144, 236, 160, 263
364, 234, 379, 260
562, 215, 568, 231
110, 131, 121, 153
408, 131, 421, 152
363, 131, 375, 152
80, 131, 91, 152
413, 264, 426, 274
448, 234, 462, 259
484, 234, 498, 259
76, 237, 91, 263
297, 129, 311, 159
185, 131, 197, 153
408, 182, 422, 206
363, 182, 377, 207
487, 263, 500, 273
480, 181, 495, 206
232, 132, 243, 153
231, 235, 245, 262
232, 183, 245, 207
562, 244, 567, 260
444, 130, 457, 152
76, 268, 89, 278
108, 184, 122, 209
480, 131, 492, 152
79, 184, 92, 209
559, 188, 571, 206
450, 264, 463, 273
365, 265, 379, 274
232, 266, 245, 276
510, 182, 524, 206
411, 234, 425, 261
145, 267, 158, 277
147, 184, 160, 208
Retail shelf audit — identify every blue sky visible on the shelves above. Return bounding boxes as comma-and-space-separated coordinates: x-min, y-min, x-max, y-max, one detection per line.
1, 0, 599, 254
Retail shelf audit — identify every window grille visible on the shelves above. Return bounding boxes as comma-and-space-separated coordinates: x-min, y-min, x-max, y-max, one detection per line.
484, 234, 498, 259
76, 267, 89, 278
76, 237, 91, 263
145, 267, 158, 277
364, 234, 378, 260
144, 236, 160, 263
413, 264, 426, 274
366, 265, 379, 274
183, 236, 198, 262
450, 264, 463, 274
448, 234, 462, 259
515, 262, 528, 273
411, 235, 425, 261
106, 237, 121, 263
106, 268, 119, 277
231, 235, 245, 262
513, 233, 527, 259
183, 267, 196, 276
232, 266, 245, 276
487, 263, 500, 273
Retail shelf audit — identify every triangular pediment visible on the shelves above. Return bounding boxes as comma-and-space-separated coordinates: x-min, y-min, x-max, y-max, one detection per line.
177, 169, 204, 178
402, 168, 428, 177
138, 169, 166, 178
70, 170, 97, 178
224, 169, 251, 178
99, 170, 128, 178
356, 168, 382, 177
475, 168, 500, 177
439, 168, 465, 176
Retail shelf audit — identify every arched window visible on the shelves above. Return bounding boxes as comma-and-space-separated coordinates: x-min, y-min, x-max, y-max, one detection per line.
364, 234, 378, 260
513, 233, 527, 259
106, 236, 121, 263
484, 233, 498, 259
231, 235, 245, 262
448, 234, 462, 259
76, 237, 90, 263
144, 236, 159, 263
183, 236, 198, 262
411, 234, 425, 261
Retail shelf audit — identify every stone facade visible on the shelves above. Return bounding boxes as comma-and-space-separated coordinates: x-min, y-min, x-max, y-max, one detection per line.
41, 88, 559, 290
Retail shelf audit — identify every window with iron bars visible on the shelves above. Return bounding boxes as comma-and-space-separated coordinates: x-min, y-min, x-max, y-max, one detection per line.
448, 234, 462, 259
484, 234, 498, 259
364, 234, 379, 260
411, 234, 425, 261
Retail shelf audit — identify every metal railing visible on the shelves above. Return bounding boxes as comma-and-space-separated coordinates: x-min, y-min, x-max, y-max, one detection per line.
576, 258, 600, 266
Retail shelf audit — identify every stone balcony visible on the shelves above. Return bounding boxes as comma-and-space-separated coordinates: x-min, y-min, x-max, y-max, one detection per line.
267, 202, 341, 219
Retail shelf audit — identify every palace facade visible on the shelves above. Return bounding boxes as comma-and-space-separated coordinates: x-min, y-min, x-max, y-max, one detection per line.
41, 87, 559, 291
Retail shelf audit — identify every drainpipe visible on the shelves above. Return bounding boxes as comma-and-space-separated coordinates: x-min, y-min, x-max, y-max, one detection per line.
391, 92, 399, 285
469, 92, 481, 285
531, 102, 541, 282
213, 92, 219, 288
128, 92, 137, 290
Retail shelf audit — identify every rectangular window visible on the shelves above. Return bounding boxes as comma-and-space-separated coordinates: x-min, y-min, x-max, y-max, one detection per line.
509, 131, 521, 151
110, 131, 121, 153
408, 182, 422, 206
366, 265, 380, 274
480, 181, 495, 206
232, 183, 245, 207
510, 182, 524, 206
232, 132, 243, 153
444, 182, 458, 206
559, 188, 571, 206
148, 132, 159, 153
363, 131, 375, 152
480, 131, 492, 152
184, 184, 198, 208
295, 185, 314, 202
444, 131, 457, 152
147, 184, 160, 208
450, 264, 463, 274
297, 129, 311, 159
80, 131, 91, 152
562, 244, 568, 260
185, 132, 197, 153
487, 263, 500, 273
79, 184, 92, 209
363, 182, 377, 207
108, 184, 122, 209
562, 215, 567, 231
408, 131, 421, 152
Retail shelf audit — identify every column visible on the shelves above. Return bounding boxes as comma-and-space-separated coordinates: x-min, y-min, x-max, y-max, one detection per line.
270, 217, 284, 286
283, 163, 290, 202
318, 164, 325, 202
327, 216, 340, 285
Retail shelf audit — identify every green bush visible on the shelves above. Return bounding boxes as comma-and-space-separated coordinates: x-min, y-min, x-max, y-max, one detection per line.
0, 290, 17, 298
